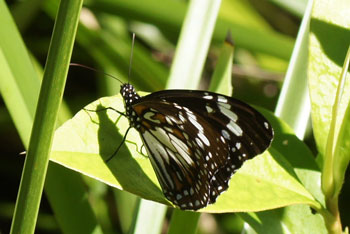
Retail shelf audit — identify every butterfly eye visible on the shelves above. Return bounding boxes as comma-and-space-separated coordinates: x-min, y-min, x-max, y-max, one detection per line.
114, 84, 273, 210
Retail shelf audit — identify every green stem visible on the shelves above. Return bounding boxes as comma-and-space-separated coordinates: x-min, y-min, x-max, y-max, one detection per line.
10, 0, 83, 233
318, 201, 342, 234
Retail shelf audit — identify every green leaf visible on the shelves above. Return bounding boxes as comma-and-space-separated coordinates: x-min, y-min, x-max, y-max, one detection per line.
242, 204, 327, 234
333, 94, 350, 198
50, 94, 321, 213
308, 0, 350, 158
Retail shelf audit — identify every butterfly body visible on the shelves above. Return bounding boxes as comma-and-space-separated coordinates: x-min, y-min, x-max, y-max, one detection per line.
120, 83, 273, 210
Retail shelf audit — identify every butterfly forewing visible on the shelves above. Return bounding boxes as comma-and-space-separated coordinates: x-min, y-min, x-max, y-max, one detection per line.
120, 84, 273, 210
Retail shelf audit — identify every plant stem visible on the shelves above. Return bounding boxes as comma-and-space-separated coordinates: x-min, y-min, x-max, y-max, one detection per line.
9, 0, 83, 233
319, 197, 342, 234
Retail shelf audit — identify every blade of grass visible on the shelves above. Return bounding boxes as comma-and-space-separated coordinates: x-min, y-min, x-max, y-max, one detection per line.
0, 1, 40, 145
168, 210, 200, 234
274, 0, 312, 139
130, 200, 167, 234
10, 1, 83, 233
267, 0, 307, 18
11, 0, 42, 32
167, 0, 221, 88
43, 0, 168, 92
86, 0, 294, 60
0, 1, 103, 234
45, 164, 104, 234
208, 32, 234, 95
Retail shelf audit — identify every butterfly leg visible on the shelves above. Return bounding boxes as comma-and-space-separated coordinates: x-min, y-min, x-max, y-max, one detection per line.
105, 126, 132, 162
124, 140, 148, 157
84, 107, 126, 116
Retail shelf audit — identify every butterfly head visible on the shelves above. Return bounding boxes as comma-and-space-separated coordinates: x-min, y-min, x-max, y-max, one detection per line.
120, 84, 140, 105
120, 84, 141, 128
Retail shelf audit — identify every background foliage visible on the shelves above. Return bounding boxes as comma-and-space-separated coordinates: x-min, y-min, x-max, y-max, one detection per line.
1, 0, 349, 233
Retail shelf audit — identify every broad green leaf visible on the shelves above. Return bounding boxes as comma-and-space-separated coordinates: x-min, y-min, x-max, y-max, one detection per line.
333, 97, 350, 198
242, 204, 327, 234
241, 2, 327, 233
51, 94, 321, 213
308, 0, 350, 158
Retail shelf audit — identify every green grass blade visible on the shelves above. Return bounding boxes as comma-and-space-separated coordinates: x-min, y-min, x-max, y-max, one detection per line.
1, 1, 103, 233
10, 1, 83, 233
0, 2, 40, 146
274, 0, 311, 139
11, 0, 42, 32
267, 0, 307, 18
86, 0, 294, 60
130, 200, 167, 234
168, 209, 200, 234
209, 32, 234, 95
167, 0, 222, 88
45, 164, 103, 234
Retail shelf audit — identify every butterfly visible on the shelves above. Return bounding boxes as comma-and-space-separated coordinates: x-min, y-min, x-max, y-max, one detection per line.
113, 83, 274, 210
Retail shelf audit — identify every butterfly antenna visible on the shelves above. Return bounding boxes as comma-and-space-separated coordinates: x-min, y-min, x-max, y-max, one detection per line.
70, 63, 124, 85
128, 33, 136, 84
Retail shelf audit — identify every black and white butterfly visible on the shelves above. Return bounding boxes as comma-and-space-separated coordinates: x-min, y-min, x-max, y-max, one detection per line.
116, 83, 273, 210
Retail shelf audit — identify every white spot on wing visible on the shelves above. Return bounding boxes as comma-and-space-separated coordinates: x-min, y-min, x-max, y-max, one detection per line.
236, 142, 241, 150
198, 132, 210, 146
220, 103, 231, 109
188, 115, 204, 132
218, 96, 228, 103
264, 121, 269, 129
203, 95, 213, 100
219, 106, 238, 122
206, 105, 213, 113
227, 120, 243, 136
195, 137, 204, 150
221, 129, 231, 140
